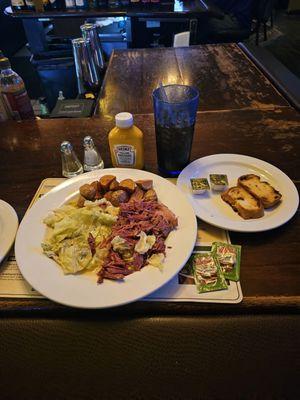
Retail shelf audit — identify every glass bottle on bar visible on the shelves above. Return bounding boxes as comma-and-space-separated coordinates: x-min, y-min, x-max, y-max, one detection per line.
95, 0, 107, 7
0, 56, 34, 120
65, 0, 76, 9
24, 0, 35, 10
49, 0, 65, 9
108, 0, 120, 7
75, 0, 89, 9
42, 0, 52, 10
11, 0, 27, 11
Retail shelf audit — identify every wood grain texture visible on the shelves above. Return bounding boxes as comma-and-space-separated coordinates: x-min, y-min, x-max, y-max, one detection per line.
0, 107, 299, 313
97, 44, 288, 117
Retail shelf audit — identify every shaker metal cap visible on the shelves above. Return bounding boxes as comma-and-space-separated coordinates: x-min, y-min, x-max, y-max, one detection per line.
71, 38, 85, 47
60, 141, 73, 153
80, 23, 95, 32
83, 136, 94, 147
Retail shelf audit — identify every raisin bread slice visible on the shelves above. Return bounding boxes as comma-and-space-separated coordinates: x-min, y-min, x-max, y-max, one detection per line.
238, 174, 282, 208
221, 186, 264, 219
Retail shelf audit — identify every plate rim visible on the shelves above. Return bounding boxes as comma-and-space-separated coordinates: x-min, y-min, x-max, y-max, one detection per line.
0, 200, 19, 263
177, 153, 299, 233
15, 168, 197, 308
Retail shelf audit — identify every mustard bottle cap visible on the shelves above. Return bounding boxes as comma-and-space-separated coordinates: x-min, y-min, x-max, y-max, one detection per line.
115, 112, 133, 129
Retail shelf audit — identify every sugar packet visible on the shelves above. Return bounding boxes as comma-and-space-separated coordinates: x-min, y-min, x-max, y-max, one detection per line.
193, 252, 228, 294
211, 242, 241, 282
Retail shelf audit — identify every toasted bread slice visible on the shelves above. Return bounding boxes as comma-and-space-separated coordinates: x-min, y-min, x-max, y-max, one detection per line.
221, 186, 264, 219
238, 174, 282, 208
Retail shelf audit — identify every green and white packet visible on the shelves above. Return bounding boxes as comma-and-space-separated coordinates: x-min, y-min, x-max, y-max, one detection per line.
211, 242, 241, 282
193, 252, 228, 294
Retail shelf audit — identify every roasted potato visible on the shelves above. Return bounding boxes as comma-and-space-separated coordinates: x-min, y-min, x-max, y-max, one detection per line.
109, 179, 119, 191
77, 195, 86, 208
79, 183, 97, 200
129, 186, 144, 202
135, 180, 153, 191
144, 189, 157, 202
110, 190, 129, 206
119, 179, 136, 193
89, 181, 101, 199
104, 191, 113, 203
99, 175, 116, 191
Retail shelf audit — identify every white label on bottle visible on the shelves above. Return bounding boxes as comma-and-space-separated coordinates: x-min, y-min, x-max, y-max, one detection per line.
65, 0, 75, 7
76, 0, 84, 5
12, 0, 26, 5
113, 144, 136, 167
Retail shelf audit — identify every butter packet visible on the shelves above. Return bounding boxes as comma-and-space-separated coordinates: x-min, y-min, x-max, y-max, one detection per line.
193, 252, 228, 294
211, 242, 241, 282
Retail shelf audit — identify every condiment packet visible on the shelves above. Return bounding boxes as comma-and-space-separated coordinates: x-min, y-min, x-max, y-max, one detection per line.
193, 252, 228, 294
211, 242, 241, 282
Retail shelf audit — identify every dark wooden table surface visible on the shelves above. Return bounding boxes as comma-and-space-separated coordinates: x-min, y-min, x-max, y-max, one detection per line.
97, 44, 289, 117
0, 107, 299, 315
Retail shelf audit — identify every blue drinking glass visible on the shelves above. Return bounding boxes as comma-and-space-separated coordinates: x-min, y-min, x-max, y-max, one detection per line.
153, 84, 199, 177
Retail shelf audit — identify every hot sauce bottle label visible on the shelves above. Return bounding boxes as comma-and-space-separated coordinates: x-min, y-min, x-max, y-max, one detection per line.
2, 90, 34, 120
114, 144, 136, 166
12, 0, 26, 5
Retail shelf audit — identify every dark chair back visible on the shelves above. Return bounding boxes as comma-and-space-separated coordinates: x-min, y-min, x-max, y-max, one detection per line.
253, 0, 276, 23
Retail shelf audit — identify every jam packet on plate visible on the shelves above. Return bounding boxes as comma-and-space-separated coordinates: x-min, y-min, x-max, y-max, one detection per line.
211, 242, 241, 282
193, 252, 227, 294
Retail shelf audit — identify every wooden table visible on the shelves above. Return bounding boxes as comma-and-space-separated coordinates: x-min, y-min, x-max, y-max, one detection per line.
0, 107, 299, 314
0, 45, 299, 399
97, 44, 289, 116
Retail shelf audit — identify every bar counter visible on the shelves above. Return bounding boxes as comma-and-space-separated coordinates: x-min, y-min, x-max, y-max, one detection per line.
0, 107, 299, 315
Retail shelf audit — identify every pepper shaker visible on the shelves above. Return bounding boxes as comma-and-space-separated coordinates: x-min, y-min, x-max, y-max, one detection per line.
61, 141, 83, 178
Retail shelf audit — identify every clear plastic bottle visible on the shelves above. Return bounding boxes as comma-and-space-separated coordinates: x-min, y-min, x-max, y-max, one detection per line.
0, 56, 34, 120
61, 141, 84, 178
0, 93, 10, 121
83, 136, 104, 171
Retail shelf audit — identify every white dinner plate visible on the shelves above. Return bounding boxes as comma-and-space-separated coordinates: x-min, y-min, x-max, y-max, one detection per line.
0, 200, 19, 263
15, 168, 197, 308
177, 154, 299, 232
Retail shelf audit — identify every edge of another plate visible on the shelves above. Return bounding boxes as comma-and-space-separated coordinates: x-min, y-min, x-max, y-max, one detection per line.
0, 200, 19, 263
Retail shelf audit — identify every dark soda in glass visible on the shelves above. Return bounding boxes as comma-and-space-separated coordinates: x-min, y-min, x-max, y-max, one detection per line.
153, 85, 199, 176
155, 123, 195, 175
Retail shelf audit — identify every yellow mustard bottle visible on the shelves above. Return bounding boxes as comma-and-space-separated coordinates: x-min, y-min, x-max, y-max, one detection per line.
108, 112, 144, 169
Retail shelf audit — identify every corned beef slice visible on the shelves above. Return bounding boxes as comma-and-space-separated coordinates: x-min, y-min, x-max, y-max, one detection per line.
97, 200, 177, 283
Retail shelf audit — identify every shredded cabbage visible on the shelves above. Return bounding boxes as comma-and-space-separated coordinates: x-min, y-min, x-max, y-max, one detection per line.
42, 201, 118, 274
134, 231, 156, 255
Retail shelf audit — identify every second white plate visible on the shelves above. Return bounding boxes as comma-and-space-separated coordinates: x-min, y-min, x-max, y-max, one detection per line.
177, 154, 299, 232
0, 200, 18, 263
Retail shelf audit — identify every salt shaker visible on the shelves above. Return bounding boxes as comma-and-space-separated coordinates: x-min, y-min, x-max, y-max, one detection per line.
61, 141, 83, 178
83, 136, 104, 171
